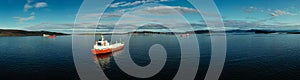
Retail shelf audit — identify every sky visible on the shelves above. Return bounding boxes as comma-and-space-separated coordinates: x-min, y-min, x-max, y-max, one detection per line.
1, 0, 300, 33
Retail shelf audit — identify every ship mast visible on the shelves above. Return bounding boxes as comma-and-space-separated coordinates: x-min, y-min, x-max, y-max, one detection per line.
101, 35, 104, 41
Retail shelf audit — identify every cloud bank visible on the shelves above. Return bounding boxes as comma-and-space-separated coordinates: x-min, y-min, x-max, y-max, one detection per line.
270, 10, 297, 16
13, 16, 35, 22
110, 0, 171, 8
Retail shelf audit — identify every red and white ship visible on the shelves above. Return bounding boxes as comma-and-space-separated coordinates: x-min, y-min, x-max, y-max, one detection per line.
43, 34, 56, 38
91, 35, 124, 55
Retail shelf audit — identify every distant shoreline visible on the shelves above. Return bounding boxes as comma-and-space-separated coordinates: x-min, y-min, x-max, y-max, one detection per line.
0, 29, 69, 36
78, 29, 300, 35
1, 29, 300, 36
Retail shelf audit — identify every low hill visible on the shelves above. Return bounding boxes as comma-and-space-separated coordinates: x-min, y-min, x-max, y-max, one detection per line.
0, 29, 68, 36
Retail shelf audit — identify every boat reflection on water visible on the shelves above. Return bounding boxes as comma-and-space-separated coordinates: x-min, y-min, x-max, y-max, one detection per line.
93, 50, 124, 69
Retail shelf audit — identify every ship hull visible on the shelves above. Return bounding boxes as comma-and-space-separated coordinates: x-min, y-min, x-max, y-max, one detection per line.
91, 45, 124, 55
47, 35, 56, 38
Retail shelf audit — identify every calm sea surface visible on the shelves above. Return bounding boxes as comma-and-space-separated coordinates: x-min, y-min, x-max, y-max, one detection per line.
0, 34, 300, 80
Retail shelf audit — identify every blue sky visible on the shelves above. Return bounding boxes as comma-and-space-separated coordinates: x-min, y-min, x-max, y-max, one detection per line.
1, 0, 300, 33
0, 0, 82, 29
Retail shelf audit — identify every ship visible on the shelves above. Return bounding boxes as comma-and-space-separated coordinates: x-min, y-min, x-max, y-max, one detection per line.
43, 34, 56, 38
91, 35, 124, 55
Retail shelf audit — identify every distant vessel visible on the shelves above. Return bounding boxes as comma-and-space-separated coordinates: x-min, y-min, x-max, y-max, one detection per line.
47, 35, 56, 38
91, 35, 124, 55
180, 33, 190, 37
43, 34, 56, 38
43, 34, 50, 37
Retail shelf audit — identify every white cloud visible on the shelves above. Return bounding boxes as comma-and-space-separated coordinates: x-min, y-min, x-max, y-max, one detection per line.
119, 1, 143, 7
110, 1, 126, 8
242, 6, 297, 17
24, 0, 35, 12
79, 13, 123, 20
19, 1, 47, 22
24, 4, 33, 12
24, 1, 48, 12
125, 5, 219, 17
270, 10, 297, 16
35, 2, 48, 8
110, 0, 171, 8
143, 6, 198, 15
13, 16, 35, 22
